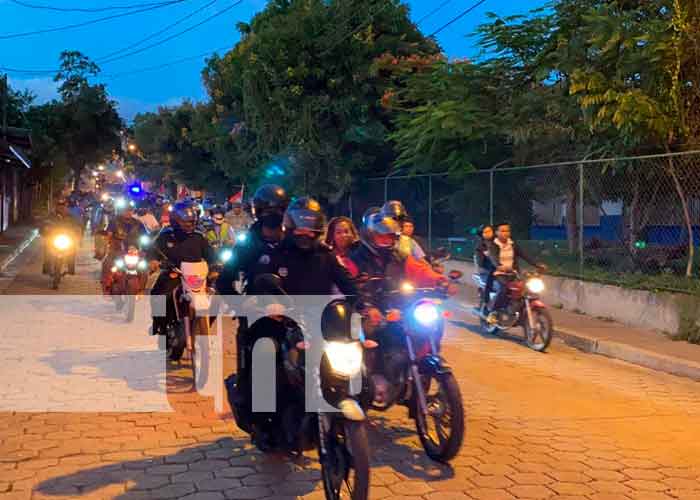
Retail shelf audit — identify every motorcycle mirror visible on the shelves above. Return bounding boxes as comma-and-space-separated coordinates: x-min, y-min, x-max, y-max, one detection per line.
448, 270, 463, 280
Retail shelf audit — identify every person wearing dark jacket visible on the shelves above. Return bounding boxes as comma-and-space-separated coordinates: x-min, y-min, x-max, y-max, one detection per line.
148, 201, 215, 336
474, 225, 496, 305
216, 184, 289, 296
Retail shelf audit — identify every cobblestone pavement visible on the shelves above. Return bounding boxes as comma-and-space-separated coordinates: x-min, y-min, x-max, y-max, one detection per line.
1, 237, 699, 499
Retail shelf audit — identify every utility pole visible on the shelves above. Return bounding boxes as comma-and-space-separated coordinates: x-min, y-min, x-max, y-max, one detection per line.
1, 73, 7, 138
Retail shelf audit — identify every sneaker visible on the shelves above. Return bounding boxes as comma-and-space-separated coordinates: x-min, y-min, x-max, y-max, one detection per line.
486, 312, 498, 325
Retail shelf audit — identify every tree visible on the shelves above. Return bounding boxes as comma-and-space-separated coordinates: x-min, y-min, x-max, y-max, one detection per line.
52, 51, 123, 186
570, 0, 700, 276
202, 0, 439, 206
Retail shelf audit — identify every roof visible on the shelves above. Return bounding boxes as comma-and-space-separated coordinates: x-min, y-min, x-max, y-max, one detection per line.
0, 128, 32, 169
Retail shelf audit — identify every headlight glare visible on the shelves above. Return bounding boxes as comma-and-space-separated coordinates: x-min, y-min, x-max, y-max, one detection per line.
325, 341, 363, 377
526, 277, 545, 294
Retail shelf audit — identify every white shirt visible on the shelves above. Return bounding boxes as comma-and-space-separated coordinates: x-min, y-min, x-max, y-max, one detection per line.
136, 213, 160, 233
494, 238, 514, 271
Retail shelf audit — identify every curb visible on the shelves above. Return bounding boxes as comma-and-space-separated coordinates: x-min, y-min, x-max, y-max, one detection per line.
555, 326, 700, 382
0, 228, 39, 274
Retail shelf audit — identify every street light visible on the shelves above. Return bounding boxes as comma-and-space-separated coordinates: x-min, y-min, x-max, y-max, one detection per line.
116, 170, 124, 178
98, 165, 105, 171
128, 144, 137, 153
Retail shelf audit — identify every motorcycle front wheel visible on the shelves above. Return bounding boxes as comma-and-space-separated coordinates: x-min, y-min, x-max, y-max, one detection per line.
321, 419, 370, 500
51, 258, 63, 290
415, 372, 465, 463
166, 322, 186, 361
524, 308, 553, 352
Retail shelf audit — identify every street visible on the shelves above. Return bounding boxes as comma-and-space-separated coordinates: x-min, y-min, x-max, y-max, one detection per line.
1, 236, 699, 500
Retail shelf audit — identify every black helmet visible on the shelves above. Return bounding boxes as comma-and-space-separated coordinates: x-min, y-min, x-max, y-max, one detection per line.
252, 184, 289, 226
284, 197, 326, 251
171, 201, 198, 234
361, 212, 401, 254
381, 200, 408, 222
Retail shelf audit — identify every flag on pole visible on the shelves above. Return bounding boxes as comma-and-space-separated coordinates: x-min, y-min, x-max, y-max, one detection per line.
228, 185, 244, 204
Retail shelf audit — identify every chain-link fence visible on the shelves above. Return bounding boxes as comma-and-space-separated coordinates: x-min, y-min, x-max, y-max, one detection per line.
349, 150, 700, 295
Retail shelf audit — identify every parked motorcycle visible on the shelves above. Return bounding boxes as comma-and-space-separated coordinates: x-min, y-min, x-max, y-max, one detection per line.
47, 232, 75, 290
226, 274, 370, 500
472, 270, 553, 352
359, 271, 465, 463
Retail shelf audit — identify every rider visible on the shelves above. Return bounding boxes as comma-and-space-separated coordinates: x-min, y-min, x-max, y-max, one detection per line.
102, 206, 148, 292
236, 196, 363, 451
380, 200, 426, 261
225, 201, 252, 235
148, 201, 215, 335
41, 199, 81, 275
205, 206, 235, 249
488, 222, 545, 321
216, 184, 290, 296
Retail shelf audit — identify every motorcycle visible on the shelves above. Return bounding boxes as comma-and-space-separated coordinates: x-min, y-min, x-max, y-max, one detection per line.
46, 232, 75, 290
162, 260, 218, 392
226, 274, 370, 500
472, 270, 553, 352
359, 272, 465, 463
109, 243, 149, 322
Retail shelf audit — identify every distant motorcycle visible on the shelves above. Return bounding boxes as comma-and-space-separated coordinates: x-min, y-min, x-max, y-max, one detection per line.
46, 231, 76, 290
472, 270, 553, 352
109, 243, 149, 322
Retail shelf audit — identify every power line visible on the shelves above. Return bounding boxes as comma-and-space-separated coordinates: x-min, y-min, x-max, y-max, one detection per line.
8, 0, 177, 13
103, 45, 231, 79
0, 0, 188, 40
97, 0, 218, 62
99, 0, 243, 65
415, 0, 455, 26
319, 0, 395, 57
428, 0, 488, 37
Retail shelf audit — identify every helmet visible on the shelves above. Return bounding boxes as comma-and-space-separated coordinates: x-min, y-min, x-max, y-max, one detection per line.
171, 201, 198, 234
283, 197, 326, 251
362, 212, 401, 254
252, 184, 289, 226
361, 206, 381, 226
381, 200, 408, 222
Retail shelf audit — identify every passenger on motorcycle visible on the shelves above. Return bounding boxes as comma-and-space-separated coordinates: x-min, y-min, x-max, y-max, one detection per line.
324, 216, 360, 276
474, 225, 496, 307
205, 207, 235, 248
41, 199, 81, 275
216, 184, 290, 296
380, 200, 426, 261
488, 222, 545, 322
148, 201, 215, 336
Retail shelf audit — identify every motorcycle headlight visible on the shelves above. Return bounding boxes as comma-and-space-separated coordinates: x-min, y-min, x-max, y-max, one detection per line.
139, 235, 150, 246
413, 302, 439, 327
526, 277, 545, 294
324, 341, 363, 378
124, 254, 140, 267
137, 260, 147, 270
236, 232, 248, 243
115, 198, 127, 209
220, 249, 233, 263
400, 282, 415, 294
115, 259, 125, 269
101, 193, 110, 202
52, 234, 72, 251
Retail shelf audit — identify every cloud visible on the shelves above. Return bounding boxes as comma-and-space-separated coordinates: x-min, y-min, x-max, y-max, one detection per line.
7, 77, 59, 103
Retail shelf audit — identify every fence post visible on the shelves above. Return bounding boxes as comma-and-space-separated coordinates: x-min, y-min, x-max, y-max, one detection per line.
578, 163, 584, 278
489, 169, 494, 226
383, 177, 388, 203
428, 174, 432, 251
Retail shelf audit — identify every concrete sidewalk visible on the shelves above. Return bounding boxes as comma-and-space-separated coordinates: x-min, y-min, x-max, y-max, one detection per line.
449, 259, 700, 382
0, 223, 39, 273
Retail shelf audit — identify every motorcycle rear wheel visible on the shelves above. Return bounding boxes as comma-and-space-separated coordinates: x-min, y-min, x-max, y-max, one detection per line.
415, 372, 465, 463
321, 419, 370, 500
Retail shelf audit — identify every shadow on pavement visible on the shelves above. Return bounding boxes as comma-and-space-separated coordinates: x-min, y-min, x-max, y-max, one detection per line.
367, 415, 455, 482
35, 437, 320, 500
